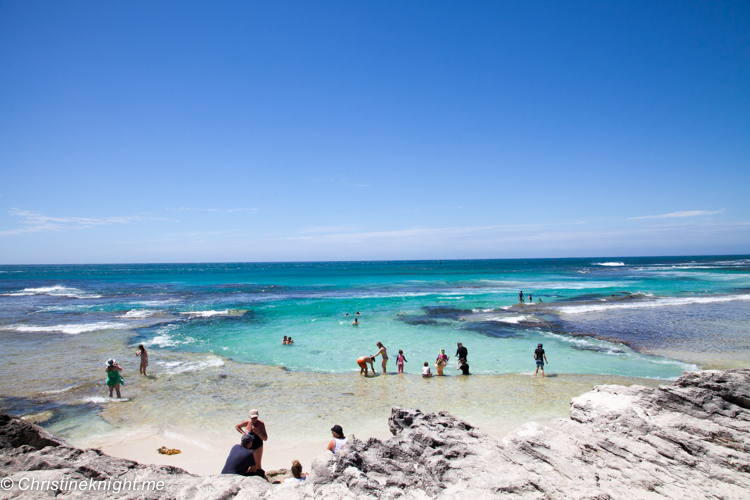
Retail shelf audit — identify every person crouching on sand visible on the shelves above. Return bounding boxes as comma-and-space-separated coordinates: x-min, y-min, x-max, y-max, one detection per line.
357, 356, 376, 375
422, 362, 433, 378
135, 344, 148, 376
234, 409, 268, 469
106, 358, 124, 398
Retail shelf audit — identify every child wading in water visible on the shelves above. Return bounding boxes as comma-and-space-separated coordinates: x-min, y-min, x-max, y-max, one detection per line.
136, 344, 148, 376
397, 350, 407, 373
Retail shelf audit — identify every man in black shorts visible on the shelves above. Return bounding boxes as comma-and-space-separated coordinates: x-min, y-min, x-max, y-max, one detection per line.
221, 433, 258, 476
534, 343, 549, 377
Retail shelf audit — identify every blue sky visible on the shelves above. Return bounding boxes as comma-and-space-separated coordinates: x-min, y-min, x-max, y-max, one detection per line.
0, 1, 748, 263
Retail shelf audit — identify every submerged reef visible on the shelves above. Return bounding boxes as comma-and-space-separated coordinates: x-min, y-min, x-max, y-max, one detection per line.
2, 369, 749, 499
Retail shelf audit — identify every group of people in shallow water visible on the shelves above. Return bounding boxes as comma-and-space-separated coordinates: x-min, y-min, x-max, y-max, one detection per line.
104, 344, 149, 398
519, 290, 542, 304
221, 407, 347, 482
357, 341, 471, 377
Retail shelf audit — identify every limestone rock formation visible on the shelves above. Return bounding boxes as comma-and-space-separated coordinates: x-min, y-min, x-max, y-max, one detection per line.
1, 369, 749, 499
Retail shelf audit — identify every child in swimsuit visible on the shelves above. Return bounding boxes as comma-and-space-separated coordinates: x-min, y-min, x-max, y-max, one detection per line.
397, 350, 407, 373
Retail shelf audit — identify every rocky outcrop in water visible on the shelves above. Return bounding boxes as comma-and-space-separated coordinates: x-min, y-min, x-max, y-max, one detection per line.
2, 369, 749, 499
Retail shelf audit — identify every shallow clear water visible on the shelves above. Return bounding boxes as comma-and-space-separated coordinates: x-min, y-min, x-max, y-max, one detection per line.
2, 257, 750, 378
1, 256, 748, 464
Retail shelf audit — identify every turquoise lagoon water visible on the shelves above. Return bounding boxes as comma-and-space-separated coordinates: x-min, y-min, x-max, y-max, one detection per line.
2, 256, 749, 381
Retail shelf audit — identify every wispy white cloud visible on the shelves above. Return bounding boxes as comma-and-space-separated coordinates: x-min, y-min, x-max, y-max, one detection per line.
627, 209, 724, 220
167, 207, 257, 213
0, 209, 159, 236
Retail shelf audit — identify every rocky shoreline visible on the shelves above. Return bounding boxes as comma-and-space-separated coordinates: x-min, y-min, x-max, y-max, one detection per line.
2, 369, 748, 499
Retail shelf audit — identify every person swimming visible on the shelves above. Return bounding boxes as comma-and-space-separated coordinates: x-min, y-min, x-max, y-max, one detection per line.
352, 317, 359, 325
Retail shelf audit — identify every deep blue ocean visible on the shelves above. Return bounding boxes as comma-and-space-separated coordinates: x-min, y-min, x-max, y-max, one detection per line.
2, 256, 749, 380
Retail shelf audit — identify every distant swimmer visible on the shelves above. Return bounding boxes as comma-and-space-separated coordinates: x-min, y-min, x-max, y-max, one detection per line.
519, 291, 525, 304
345, 313, 349, 317
352, 317, 359, 325
287, 336, 294, 344
282, 336, 288, 344
356, 311, 360, 316
357, 356, 376, 375
534, 343, 549, 377
538, 298, 543, 303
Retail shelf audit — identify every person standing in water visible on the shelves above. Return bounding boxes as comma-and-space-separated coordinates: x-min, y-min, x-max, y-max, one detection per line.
519, 290, 525, 304
396, 350, 407, 373
373, 342, 388, 373
106, 359, 124, 398
529, 294, 533, 303
534, 343, 549, 377
135, 344, 148, 376
435, 349, 449, 376
455, 342, 467, 369
234, 409, 268, 470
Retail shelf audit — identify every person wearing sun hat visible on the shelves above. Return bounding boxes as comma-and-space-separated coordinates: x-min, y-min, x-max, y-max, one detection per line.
105, 358, 124, 398
234, 408, 268, 469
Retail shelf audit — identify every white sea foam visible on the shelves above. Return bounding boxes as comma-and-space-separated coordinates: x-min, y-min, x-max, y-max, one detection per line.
1, 285, 102, 299
129, 299, 181, 307
472, 308, 496, 313
593, 262, 625, 267
157, 357, 224, 374
557, 294, 750, 315
4, 322, 131, 334
179, 309, 231, 318
490, 315, 528, 324
82, 396, 129, 403
117, 309, 161, 319
42, 384, 81, 394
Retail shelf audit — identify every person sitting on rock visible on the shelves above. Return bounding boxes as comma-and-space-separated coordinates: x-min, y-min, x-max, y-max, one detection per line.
326, 424, 347, 454
221, 433, 257, 476
282, 460, 308, 483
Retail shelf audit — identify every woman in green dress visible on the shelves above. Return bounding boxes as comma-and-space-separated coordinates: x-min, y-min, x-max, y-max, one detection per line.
106, 359, 124, 398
